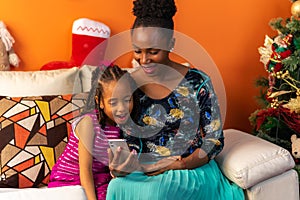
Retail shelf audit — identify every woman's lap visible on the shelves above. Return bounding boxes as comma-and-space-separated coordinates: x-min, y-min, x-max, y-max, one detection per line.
106, 160, 244, 200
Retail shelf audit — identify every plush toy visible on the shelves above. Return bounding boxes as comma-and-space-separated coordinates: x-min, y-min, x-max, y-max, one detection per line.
0, 21, 20, 70
291, 134, 300, 164
40, 18, 110, 70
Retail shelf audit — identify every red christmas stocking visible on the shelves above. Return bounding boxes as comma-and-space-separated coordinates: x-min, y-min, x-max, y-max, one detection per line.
41, 18, 110, 70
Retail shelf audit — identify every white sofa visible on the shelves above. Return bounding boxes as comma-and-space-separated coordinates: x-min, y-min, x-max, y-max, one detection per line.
216, 129, 299, 200
0, 66, 298, 200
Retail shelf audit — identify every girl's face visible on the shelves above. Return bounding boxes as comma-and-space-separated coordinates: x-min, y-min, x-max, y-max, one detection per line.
131, 27, 173, 77
100, 80, 134, 125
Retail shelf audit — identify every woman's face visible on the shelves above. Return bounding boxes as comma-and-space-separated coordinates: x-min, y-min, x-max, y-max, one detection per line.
131, 27, 173, 76
100, 80, 134, 125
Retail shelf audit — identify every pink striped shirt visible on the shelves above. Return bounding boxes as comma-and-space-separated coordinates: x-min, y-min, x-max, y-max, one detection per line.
48, 111, 120, 199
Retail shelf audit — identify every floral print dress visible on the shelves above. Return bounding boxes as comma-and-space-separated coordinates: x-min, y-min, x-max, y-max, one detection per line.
121, 68, 224, 162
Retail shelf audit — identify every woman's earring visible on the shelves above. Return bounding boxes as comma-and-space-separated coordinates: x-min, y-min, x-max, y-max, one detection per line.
132, 59, 139, 68
169, 47, 174, 52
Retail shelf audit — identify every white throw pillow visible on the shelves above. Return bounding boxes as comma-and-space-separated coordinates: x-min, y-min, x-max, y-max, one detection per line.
0, 67, 81, 96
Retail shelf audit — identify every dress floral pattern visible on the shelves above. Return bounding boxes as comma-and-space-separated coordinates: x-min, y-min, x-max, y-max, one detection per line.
121, 68, 224, 162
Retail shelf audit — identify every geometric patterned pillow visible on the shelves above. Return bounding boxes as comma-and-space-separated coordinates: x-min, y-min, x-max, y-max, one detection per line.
0, 94, 86, 188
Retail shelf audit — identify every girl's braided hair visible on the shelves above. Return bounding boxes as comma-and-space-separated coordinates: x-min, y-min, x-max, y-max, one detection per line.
82, 65, 137, 128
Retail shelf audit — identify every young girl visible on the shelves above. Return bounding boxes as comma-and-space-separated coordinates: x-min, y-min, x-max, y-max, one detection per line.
48, 65, 137, 200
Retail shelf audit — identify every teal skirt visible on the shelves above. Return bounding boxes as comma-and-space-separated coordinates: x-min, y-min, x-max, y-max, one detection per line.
106, 160, 244, 200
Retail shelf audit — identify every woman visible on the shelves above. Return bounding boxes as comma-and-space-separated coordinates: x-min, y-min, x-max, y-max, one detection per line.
106, 0, 244, 199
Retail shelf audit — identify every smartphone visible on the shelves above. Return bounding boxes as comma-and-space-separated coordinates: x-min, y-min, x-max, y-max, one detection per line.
108, 139, 131, 163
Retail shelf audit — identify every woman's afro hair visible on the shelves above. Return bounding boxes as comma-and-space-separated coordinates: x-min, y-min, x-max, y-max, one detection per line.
133, 0, 177, 20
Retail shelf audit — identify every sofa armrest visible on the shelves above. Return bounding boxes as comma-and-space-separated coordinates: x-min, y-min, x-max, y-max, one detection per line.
215, 129, 295, 189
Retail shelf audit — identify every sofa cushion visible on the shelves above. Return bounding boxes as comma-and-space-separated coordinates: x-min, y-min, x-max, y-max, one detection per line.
0, 67, 81, 96
215, 129, 295, 189
0, 94, 86, 188
0, 185, 87, 200
245, 169, 299, 200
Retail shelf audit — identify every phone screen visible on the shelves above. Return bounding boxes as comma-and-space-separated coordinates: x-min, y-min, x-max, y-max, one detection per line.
108, 139, 130, 163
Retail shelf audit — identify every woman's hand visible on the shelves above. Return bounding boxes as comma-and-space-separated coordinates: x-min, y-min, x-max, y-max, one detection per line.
141, 156, 185, 176
142, 148, 209, 176
108, 147, 141, 177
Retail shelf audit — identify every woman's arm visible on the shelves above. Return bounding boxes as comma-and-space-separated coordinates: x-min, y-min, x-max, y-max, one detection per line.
76, 116, 97, 200
142, 148, 208, 176
197, 78, 224, 160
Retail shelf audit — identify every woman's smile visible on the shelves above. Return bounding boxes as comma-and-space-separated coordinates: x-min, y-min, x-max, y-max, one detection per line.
141, 63, 157, 74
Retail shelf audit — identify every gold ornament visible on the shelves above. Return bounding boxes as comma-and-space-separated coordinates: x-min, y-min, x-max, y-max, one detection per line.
291, 1, 300, 17
283, 96, 300, 114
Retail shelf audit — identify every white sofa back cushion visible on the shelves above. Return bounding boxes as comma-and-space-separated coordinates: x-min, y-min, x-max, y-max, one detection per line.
0, 67, 81, 96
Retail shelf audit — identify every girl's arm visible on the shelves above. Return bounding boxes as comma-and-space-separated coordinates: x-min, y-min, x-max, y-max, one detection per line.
76, 116, 97, 200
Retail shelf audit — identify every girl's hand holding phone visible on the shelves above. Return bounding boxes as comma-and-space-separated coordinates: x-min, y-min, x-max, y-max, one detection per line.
108, 141, 141, 177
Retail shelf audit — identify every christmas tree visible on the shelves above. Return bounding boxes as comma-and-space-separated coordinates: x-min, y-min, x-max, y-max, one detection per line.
249, 0, 300, 153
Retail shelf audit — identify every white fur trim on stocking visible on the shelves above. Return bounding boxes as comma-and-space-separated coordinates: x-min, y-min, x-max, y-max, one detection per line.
72, 18, 110, 38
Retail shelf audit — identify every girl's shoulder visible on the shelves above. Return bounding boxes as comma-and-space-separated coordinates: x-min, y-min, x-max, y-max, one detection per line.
78, 110, 98, 122
74, 111, 120, 138
72, 111, 99, 132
